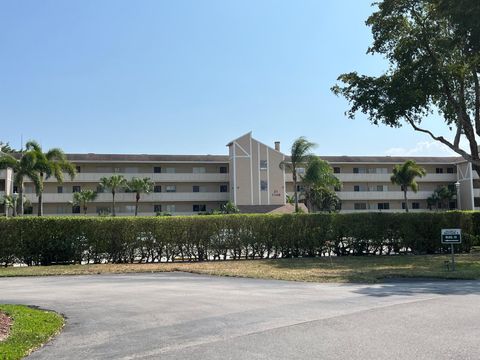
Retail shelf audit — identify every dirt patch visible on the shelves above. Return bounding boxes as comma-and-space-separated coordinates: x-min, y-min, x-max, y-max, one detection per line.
0, 311, 12, 342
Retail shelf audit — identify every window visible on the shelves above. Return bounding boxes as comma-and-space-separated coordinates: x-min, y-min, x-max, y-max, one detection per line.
96, 207, 111, 215
72, 186, 81, 193
353, 168, 367, 174
57, 186, 63, 194
13, 186, 18, 193
193, 167, 206, 174
449, 201, 456, 210
261, 180, 268, 191
376, 185, 385, 192
165, 204, 176, 213
260, 160, 268, 170
377, 203, 390, 210
296, 184, 304, 192
436, 168, 444, 174
0, 204, 5, 214
97, 185, 106, 193
56, 206, 66, 214
334, 185, 341, 192
353, 168, 359, 174
448, 184, 456, 192
154, 204, 162, 213
75, 166, 81, 173
0, 180, 5, 191
166, 185, 176, 193
333, 167, 341, 174
447, 167, 456, 174
193, 204, 207, 212
72, 205, 81, 214
192, 185, 200, 193
354, 203, 367, 210
124, 205, 135, 214
402, 202, 406, 209
296, 168, 305, 175
24, 206, 33, 215
220, 185, 228, 193
412, 202, 420, 209
219, 166, 227, 174
165, 168, 175, 174
154, 166, 162, 174
354, 185, 360, 192
154, 185, 162, 193
474, 198, 480, 207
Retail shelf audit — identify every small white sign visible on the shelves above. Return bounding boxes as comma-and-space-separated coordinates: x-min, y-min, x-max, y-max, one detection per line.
441, 229, 462, 244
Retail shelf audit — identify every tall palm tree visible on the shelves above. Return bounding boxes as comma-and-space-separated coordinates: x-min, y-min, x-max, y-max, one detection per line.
390, 160, 426, 212
99, 175, 127, 216
25, 141, 76, 216
0, 149, 41, 216
126, 177, 154, 216
72, 190, 98, 215
280, 137, 317, 212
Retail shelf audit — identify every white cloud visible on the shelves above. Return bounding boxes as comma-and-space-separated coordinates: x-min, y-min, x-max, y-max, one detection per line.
384, 141, 458, 157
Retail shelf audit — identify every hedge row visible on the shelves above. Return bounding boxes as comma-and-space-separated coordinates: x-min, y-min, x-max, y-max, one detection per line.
0, 212, 478, 266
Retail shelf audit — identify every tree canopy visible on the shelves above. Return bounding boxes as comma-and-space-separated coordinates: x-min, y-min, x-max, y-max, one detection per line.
332, 0, 480, 172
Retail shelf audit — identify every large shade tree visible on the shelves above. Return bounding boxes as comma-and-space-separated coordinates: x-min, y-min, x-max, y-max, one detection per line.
99, 175, 127, 216
126, 177, 154, 216
390, 160, 426, 212
332, 0, 480, 174
25, 141, 76, 216
280, 137, 317, 212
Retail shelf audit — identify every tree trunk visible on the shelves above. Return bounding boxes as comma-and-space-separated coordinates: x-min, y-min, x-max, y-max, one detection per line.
37, 193, 43, 216
293, 171, 298, 213
112, 191, 116, 216
404, 189, 409, 213
18, 183, 24, 216
135, 193, 140, 216
83, 200, 87, 215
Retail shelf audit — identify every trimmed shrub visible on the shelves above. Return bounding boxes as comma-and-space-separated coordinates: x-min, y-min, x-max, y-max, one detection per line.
0, 211, 477, 266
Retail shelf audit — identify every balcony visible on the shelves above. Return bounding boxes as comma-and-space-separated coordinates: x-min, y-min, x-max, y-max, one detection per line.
42, 172, 229, 183
24, 192, 230, 203
337, 191, 433, 201
286, 173, 457, 183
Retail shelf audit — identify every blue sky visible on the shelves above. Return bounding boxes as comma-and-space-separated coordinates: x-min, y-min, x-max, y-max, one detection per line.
0, 0, 458, 156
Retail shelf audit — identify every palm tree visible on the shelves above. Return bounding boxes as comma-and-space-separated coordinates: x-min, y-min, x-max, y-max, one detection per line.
390, 160, 426, 212
99, 175, 127, 216
0, 195, 14, 217
126, 177, 154, 216
280, 137, 317, 212
25, 141, 76, 216
301, 157, 341, 212
0, 149, 41, 216
72, 190, 98, 215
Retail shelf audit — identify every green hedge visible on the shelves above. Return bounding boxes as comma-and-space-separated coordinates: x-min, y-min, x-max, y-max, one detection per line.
0, 212, 477, 266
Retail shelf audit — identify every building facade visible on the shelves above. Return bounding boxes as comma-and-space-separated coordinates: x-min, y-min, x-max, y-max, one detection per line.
1, 132, 478, 216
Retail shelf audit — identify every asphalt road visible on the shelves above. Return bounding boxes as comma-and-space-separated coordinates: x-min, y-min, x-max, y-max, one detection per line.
1, 273, 479, 359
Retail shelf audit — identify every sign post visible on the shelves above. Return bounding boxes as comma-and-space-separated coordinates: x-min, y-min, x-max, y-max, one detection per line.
441, 229, 462, 271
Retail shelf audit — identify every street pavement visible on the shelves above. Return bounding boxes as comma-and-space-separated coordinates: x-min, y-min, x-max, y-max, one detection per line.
1, 273, 479, 359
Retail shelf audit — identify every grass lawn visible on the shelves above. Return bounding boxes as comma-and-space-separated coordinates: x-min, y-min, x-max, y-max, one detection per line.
1, 253, 480, 283
0, 305, 64, 360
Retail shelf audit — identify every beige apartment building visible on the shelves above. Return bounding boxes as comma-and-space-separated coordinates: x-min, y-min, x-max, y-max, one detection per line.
1, 132, 478, 215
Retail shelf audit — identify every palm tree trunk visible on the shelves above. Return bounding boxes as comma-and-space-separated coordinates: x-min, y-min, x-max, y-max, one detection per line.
37, 193, 43, 216
112, 191, 116, 216
293, 171, 298, 213
404, 189, 409, 213
135, 193, 140, 216
18, 183, 24, 216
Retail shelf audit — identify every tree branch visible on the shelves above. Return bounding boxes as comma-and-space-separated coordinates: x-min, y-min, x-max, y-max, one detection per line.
473, 68, 480, 136
405, 115, 473, 161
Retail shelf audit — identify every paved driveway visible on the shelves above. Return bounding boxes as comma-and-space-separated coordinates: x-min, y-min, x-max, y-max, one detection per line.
1, 273, 480, 359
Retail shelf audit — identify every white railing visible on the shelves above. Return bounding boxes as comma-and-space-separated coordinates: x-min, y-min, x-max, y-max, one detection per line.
285, 173, 457, 183
41, 172, 229, 183
337, 191, 433, 201
24, 192, 230, 203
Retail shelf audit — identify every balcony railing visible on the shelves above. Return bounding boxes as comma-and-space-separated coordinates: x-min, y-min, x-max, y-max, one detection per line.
285, 173, 458, 183
337, 191, 433, 201
24, 192, 230, 203
40, 172, 229, 183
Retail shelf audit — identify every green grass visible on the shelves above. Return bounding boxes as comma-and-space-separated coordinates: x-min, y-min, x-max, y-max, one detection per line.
0, 305, 64, 360
1, 253, 480, 283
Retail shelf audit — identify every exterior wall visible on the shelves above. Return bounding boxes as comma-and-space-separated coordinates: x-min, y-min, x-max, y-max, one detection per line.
228, 133, 285, 206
